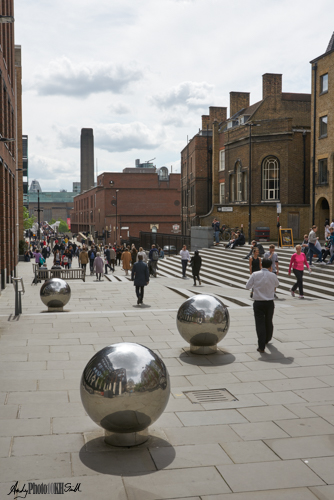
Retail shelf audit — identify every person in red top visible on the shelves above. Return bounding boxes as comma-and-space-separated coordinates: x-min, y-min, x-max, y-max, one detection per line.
288, 244, 311, 299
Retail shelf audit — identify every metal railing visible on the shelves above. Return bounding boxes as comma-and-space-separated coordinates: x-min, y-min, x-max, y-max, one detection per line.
12, 277, 25, 316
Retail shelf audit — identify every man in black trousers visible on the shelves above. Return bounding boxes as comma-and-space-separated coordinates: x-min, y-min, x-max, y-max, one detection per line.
245, 258, 279, 353
131, 254, 149, 305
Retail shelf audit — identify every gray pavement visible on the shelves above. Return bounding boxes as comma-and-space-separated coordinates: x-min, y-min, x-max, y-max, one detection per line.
0, 257, 334, 499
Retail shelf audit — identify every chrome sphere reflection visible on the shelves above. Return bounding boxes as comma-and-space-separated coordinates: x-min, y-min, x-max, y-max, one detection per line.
40, 278, 71, 310
80, 342, 170, 446
177, 294, 229, 354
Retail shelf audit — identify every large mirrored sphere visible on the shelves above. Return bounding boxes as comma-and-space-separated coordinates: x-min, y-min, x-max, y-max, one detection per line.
80, 343, 170, 439
40, 278, 71, 308
177, 294, 229, 353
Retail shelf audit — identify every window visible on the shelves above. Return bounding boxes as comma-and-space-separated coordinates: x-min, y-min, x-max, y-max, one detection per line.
262, 156, 280, 200
230, 175, 235, 202
318, 159, 328, 185
220, 182, 225, 204
320, 116, 328, 138
190, 186, 194, 206
219, 150, 225, 171
320, 73, 328, 94
237, 163, 242, 201
243, 172, 248, 201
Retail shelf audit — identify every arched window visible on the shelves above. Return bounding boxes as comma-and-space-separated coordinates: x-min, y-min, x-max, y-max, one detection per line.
262, 156, 280, 200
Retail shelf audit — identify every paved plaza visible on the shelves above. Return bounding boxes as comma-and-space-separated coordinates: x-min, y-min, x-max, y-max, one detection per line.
0, 259, 334, 499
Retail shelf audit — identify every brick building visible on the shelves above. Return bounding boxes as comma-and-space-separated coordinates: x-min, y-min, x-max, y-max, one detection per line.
183, 74, 311, 241
181, 107, 226, 235
0, 3, 23, 289
310, 33, 334, 229
71, 166, 181, 244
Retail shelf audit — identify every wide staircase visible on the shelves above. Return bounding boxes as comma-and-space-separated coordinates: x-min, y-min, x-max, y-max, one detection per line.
156, 243, 334, 301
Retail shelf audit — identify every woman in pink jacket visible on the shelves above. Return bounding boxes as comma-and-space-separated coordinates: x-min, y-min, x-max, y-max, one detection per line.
288, 244, 311, 299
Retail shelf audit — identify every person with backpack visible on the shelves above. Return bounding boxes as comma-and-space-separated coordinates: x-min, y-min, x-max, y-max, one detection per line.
149, 244, 159, 277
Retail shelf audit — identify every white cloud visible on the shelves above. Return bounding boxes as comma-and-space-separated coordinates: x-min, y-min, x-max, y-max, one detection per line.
57, 123, 165, 153
151, 81, 214, 110
109, 102, 132, 115
28, 155, 78, 191
33, 57, 143, 97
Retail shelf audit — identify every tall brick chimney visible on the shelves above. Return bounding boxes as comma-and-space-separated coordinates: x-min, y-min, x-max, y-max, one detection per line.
262, 73, 282, 100
229, 92, 250, 118
202, 106, 227, 129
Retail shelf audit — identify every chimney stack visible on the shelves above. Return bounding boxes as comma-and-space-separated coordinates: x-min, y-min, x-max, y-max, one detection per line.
262, 73, 282, 100
229, 92, 250, 118
80, 128, 94, 193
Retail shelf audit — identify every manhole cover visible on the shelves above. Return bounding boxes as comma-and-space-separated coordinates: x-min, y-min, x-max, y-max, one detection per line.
183, 388, 238, 404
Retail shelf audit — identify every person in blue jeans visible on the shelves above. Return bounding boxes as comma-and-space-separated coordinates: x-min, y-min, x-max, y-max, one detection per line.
308, 225, 324, 266
212, 218, 220, 245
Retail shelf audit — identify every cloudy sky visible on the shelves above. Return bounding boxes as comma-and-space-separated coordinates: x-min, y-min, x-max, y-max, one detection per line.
15, 0, 334, 191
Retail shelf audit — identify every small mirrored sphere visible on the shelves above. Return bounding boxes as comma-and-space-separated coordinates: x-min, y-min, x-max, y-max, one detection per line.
40, 278, 71, 308
177, 294, 229, 352
80, 343, 170, 438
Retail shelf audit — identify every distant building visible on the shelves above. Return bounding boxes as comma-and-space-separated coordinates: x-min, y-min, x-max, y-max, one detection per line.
71, 166, 181, 243
29, 179, 42, 193
28, 191, 75, 223
73, 182, 81, 194
310, 33, 334, 227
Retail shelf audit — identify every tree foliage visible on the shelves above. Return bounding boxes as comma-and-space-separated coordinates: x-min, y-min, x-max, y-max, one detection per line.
58, 219, 69, 233
23, 206, 36, 230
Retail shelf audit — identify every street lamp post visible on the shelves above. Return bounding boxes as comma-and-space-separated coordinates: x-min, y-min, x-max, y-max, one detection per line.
34, 190, 43, 242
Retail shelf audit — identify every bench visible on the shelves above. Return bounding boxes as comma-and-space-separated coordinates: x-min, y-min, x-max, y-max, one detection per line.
33, 266, 85, 284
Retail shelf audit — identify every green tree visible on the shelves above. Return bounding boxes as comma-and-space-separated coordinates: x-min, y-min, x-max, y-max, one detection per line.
58, 219, 69, 233
49, 218, 56, 225
23, 206, 36, 230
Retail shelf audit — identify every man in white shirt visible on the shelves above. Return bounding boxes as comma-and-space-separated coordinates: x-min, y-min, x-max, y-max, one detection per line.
245, 258, 279, 353
180, 245, 190, 278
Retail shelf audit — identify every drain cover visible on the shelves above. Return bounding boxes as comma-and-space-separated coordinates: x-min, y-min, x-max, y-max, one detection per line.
183, 388, 238, 404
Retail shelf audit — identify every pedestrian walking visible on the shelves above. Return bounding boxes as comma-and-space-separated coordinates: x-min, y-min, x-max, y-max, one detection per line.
116, 245, 122, 266
131, 245, 138, 268
288, 244, 311, 298
308, 225, 325, 266
148, 244, 159, 277
249, 247, 262, 298
121, 247, 131, 276
88, 247, 96, 274
245, 258, 279, 353
180, 244, 190, 278
190, 250, 202, 286
131, 254, 150, 305
110, 247, 116, 271
79, 247, 88, 273
94, 252, 104, 281
137, 247, 148, 263
212, 218, 220, 245
264, 244, 279, 298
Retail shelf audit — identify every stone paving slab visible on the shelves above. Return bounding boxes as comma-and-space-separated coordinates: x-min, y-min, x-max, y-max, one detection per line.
1, 260, 334, 499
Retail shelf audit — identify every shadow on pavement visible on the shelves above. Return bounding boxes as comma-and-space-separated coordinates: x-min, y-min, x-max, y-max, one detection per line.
79, 436, 175, 475
179, 350, 236, 366
259, 343, 294, 364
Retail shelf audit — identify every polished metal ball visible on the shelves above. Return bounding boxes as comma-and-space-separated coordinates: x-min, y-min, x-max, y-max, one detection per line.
176, 294, 229, 354
40, 278, 71, 309
80, 342, 170, 446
